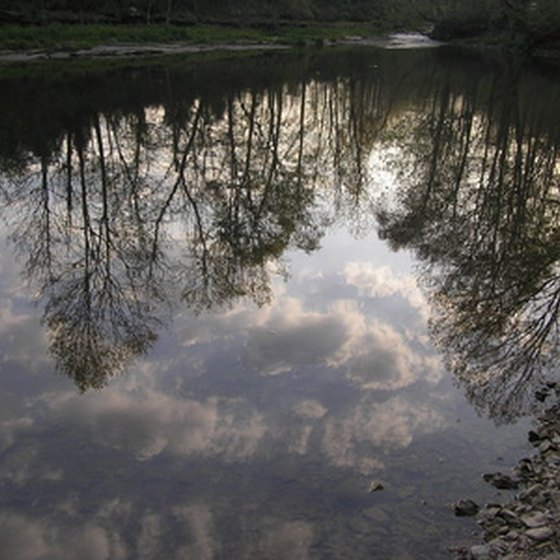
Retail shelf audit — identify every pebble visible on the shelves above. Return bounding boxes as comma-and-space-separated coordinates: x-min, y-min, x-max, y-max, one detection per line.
540, 440, 554, 453
521, 511, 548, 528
368, 480, 384, 493
498, 509, 519, 523
526, 526, 554, 541
483, 472, 519, 490
504, 530, 520, 541
470, 545, 491, 559
454, 499, 480, 517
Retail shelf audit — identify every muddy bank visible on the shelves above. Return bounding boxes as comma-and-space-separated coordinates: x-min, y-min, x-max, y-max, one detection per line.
0, 41, 291, 63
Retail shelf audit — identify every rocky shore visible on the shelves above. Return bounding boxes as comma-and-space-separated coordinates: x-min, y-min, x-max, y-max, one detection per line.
455, 386, 560, 559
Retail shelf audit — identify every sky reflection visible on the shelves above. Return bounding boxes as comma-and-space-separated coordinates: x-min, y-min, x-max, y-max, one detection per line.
0, 46, 546, 558
0, 222, 529, 559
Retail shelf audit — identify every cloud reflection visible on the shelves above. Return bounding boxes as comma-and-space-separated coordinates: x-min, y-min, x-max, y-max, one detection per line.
135, 506, 216, 560
0, 305, 48, 374
0, 512, 127, 560
0, 416, 33, 452
292, 400, 328, 420
322, 396, 445, 474
45, 390, 265, 461
0, 229, 449, 556
344, 263, 428, 318
243, 294, 441, 391
174, 505, 215, 560
245, 298, 349, 375
257, 520, 314, 560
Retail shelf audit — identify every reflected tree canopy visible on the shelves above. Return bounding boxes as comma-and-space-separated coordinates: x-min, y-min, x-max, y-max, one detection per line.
2, 48, 560, 412
376, 54, 560, 420
0, 50, 390, 390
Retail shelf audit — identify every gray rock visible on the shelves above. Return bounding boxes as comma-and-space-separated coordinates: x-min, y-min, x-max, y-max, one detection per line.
456, 401, 560, 558
480, 504, 502, 516
504, 530, 520, 541
528, 430, 542, 443
487, 538, 509, 554
454, 499, 480, 517
368, 480, 384, 493
521, 511, 548, 528
515, 458, 534, 479
518, 484, 541, 502
539, 440, 554, 453
525, 526, 554, 541
483, 472, 519, 490
470, 544, 491, 559
497, 508, 519, 523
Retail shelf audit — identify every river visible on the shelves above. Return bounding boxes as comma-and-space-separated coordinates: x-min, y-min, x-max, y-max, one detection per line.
0, 44, 559, 558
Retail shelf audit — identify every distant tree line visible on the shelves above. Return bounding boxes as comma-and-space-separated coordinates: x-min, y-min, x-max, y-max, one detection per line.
0, 0, 558, 51
431, 0, 560, 51
0, 0, 462, 26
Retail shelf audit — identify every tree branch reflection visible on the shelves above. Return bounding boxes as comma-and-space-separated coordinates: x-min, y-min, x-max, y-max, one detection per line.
376, 58, 560, 420
0, 54, 386, 390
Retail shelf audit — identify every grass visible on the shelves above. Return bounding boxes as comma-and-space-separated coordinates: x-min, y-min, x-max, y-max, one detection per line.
0, 22, 385, 52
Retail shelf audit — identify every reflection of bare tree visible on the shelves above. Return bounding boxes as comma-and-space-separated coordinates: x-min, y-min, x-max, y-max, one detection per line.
376, 61, 560, 420
0, 71, 385, 390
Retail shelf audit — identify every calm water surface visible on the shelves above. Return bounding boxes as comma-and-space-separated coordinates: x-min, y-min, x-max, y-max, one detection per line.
0, 45, 559, 558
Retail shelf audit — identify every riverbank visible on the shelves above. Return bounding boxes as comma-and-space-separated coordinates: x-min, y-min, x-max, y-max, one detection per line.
0, 41, 292, 64
0, 22, 386, 61
429, 16, 560, 58
454, 387, 560, 559
0, 23, 444, 64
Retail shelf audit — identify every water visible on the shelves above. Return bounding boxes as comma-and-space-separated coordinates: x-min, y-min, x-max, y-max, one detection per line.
386, 32, 442, 49
0, 45, 559, 559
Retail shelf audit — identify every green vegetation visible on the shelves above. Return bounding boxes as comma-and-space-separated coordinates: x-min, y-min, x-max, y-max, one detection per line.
431, 0, 560, 53
0, 0, 440, 54
0, 0, 559, 54
0, 0, 438, 27
0, 22, 387, 51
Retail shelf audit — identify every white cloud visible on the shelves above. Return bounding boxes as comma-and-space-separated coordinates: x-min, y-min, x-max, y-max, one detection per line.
242, 296, 441, 391
0, 305, 49, 373
170, 259, 439, 393
322, 396, 445, 474
243, 296, 441, 390
0, 513, 47, 560
0, 513, 127, 560
292, 400, 327, 420
133, 505, 216, 559
0, 416, 33, 452
174, 505, 215, 560
245, 298, 348, 375
287, 424, 314, 455
257, 521, 314, 560
344, 262, 429, 319
328, 303, 442, 391
137, 513, 163, 560
44, 389, 265, 461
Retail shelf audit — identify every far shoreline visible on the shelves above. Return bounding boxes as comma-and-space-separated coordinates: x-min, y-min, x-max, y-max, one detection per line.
0, 21, 395, 63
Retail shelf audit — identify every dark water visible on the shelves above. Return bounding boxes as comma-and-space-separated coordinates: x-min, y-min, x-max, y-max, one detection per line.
0, 45, 559, 559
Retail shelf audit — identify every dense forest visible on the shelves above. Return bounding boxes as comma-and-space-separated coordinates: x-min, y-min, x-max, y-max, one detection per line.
431, 0, 560, 51
0, 0, 453, 25
1, 0, 560, 52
